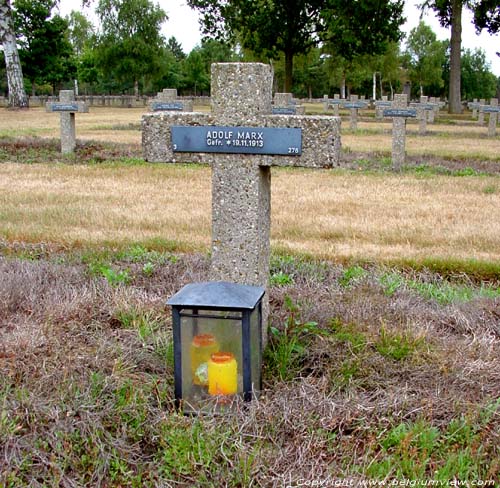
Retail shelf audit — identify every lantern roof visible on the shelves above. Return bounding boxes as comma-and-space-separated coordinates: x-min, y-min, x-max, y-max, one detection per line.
167, 281, 265, 310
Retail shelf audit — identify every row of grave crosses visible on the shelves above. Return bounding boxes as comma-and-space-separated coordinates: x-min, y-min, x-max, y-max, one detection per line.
468, 98, 499, 137
46, 84, 498, 158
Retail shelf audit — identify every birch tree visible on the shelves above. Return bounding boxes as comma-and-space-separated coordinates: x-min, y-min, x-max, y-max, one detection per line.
0, 0, 28, 108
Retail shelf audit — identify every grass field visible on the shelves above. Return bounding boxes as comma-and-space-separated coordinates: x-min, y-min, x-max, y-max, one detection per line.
0, 105, 499, 486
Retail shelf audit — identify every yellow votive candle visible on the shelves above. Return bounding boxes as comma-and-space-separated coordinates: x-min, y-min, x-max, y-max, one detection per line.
208, 352, 238, 396
190, 334, 219, 386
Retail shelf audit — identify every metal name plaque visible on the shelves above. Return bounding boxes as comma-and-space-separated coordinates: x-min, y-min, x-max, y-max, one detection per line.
152, 102, 183, 111
375, 101, 392, 107
482, 106, 500, 113
171, 126, 302, 156
272, 107, 297, 115
344, 102, 367, 109
383, 109, 417, 118
51, 103, 79, 112
329, 99, 343, 105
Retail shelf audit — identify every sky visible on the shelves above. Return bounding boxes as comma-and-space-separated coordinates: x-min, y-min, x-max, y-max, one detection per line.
57, 0, 500, 76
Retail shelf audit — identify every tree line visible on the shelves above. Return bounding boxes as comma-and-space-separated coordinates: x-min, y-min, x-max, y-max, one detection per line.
1, 0, 499, 112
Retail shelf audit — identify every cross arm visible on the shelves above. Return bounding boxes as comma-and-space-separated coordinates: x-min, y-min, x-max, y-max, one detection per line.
46, 101, 89, 113
142, 112, 341, 169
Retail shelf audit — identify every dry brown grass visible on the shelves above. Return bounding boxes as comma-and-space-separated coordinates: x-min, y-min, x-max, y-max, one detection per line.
1, 162, 499, 265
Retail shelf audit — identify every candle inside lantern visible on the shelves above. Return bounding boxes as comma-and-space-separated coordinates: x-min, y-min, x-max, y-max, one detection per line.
190, 334, 219, 386
208, 352, 238, 396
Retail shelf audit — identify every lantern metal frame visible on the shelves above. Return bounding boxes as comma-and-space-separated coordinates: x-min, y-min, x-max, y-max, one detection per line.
167, 281, 265, 411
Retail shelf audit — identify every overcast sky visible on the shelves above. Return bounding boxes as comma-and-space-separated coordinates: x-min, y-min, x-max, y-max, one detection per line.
57, 0, 500, 76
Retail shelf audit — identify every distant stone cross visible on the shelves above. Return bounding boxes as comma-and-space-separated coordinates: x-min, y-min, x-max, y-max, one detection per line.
482, 98, 499, 137
374, 96, 391, 120
142, 63, 341, 334
150, 88, 193, 112
410, 96, 434, 135
272, 93, 305, 115
343, 95, 368, 130
383, 94, 417, 171
46, 90, 88, 154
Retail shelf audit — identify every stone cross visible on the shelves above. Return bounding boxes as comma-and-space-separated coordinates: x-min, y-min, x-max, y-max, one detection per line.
150, 88, 193, 112
46, 90, 88, 154
468, 99, 480, 119
272, 93, 305, 115
344, 95, 368, 130
142, 63, 341, 340
484, 98, 499, 137
374, 96, 391, 120
478, 98, 486, 125
427, 97, 439, 123
323, 94, 342, 116
410, 96, 433, 135
383, 94, 416, 171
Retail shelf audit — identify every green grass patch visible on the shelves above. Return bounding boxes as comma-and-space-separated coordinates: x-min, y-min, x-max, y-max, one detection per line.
364, 401, 500, 481
375, 325, 424, 361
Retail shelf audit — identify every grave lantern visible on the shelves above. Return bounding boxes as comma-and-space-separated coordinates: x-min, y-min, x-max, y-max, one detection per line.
167, 281, 264, 413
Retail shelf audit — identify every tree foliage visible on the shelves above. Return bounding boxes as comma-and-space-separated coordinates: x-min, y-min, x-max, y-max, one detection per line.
187, 0, 325, 92
461, 47, 497, 99
322, 0, 405, 62
422, 0, 500, 112
404, 21, 447, 96
95, 0, 167, 95
13, 0, 75, 93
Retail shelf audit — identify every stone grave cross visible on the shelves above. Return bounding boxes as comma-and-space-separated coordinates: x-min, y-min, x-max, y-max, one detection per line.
272, 93, 304, 115
142, 63, 341, 336
150, 88, 193, 112
483, 98, 499, 137
343, 95, 368, 130
46, 90, 88, 154
383, 94, 417, 171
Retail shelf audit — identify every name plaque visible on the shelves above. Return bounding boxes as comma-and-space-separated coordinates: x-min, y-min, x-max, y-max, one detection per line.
152, 102, 183, 111
272, 107, 297, 115
375, 101, 392, 107
329, 99, 343, 105
383, 109, 417, 118
50, 103, 80, 112
343, 102, 368, 109
171, 126, 302, 156
482, 106, 500, 113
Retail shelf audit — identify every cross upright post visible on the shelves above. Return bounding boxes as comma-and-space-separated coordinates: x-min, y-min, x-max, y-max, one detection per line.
478, 98, 486, 125
471, 98, 478, 119
142, 63, 341, 342
486, 98, 499, 137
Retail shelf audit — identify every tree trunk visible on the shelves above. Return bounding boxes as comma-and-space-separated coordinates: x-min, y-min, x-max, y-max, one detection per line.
284, 48, 293, 93
0, 0, 28, 109
341, 72, 346, 99
448, 0, 462, 113
134, 79, 139, 99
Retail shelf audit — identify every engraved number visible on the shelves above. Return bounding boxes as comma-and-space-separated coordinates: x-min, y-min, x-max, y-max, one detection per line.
288, 147, 299, 154
173, 144, 177, 150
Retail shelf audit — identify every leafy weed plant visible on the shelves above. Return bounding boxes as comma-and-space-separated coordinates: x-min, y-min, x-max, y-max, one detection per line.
265, 296, 322, 382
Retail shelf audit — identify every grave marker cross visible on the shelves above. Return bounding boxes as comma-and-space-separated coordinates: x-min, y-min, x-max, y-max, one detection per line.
150, 88, 193, 112
383, 94, 416, 171
46, 90, 88, 154
142, 63, 341, 337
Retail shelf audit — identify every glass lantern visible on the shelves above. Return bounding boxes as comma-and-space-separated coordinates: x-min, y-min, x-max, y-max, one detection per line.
167, 281, 264, 413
